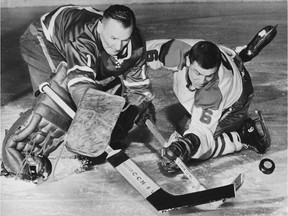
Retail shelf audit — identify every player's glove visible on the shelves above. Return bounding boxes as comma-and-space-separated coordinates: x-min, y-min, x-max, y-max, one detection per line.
159, 133, 200, 174
135, 101, 156, 127
124, 90, 156, 127
1, 62, 75, 182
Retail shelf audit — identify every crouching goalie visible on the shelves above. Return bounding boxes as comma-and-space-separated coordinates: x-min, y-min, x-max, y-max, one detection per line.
145, 25, 276, 174
1, 5, 156, 182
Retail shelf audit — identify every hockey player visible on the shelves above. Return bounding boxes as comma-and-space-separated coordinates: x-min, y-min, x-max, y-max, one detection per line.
1, 5, 155, 182
146, 26, 275, 173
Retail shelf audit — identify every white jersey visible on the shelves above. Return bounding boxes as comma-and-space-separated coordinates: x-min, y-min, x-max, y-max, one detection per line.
146, 39, 243, 159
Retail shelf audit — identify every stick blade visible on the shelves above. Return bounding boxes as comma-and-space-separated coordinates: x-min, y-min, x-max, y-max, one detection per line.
147, 184, 236, 212
195, 173, 244, 210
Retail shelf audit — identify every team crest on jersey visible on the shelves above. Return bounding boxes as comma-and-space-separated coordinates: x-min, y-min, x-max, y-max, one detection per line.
114, 42, 132, 68
114, 57, 124, 68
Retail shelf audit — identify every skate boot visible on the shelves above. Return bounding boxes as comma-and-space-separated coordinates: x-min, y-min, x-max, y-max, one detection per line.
238, 25, 277, 62
238, 110, 271, 154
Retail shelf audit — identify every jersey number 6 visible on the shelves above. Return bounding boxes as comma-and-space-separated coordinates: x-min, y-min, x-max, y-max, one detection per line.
200, 109, 213, 124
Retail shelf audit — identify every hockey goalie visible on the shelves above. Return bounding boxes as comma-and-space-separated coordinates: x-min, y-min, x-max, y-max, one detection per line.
1, 5, 156, 182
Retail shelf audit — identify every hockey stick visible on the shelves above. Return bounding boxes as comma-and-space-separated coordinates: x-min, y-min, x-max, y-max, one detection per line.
106, 147, 236, 212
145, 119, 206, 191
145, 119, 244, 209
39, 83, 237, 212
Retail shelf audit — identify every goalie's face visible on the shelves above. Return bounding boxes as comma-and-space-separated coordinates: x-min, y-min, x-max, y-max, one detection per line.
97, 18, 133, 56
187, 61, 217, 90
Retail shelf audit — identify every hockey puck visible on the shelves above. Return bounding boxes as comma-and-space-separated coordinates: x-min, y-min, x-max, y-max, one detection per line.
259, 158, 275, 174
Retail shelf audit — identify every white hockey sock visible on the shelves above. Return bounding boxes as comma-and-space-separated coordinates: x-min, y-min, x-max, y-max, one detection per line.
212, 132, 243, 158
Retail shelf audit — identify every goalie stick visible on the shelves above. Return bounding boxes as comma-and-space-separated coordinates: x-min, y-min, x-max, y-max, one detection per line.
106, 147, 238, 212
145, 119, 244, 210
39, 83, 238, 212
145, 119, 206, 191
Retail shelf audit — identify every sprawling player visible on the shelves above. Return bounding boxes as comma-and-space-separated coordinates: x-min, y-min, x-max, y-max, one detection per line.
1, 5, 155, 182
145, 26, 276, 173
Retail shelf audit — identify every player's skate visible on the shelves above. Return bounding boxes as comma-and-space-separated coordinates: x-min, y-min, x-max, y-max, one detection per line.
238, 110, 271, 154
237, 25, 277, 62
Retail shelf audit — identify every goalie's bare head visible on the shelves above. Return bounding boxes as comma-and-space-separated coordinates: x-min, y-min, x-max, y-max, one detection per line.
186, 41, 221, 91
97, 5, 136, 56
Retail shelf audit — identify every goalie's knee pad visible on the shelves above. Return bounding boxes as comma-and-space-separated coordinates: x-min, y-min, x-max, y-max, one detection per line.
238, 110, 271, 154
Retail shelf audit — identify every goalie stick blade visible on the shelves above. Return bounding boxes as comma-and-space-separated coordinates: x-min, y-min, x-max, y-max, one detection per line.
106, 147, 236, 212
147, 184, 235, 212
196, 173, 244, 210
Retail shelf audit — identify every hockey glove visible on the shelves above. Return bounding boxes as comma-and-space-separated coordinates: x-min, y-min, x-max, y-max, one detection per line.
1, 62, 75, 181
69, 82, 100, 107
159, 133, 200, 174
135, 102, 156, 127
124, 89, 156, 127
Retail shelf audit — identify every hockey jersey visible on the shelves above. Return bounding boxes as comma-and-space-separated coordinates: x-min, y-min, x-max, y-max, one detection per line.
31, 5, 151, 103
146, 39, 243, 159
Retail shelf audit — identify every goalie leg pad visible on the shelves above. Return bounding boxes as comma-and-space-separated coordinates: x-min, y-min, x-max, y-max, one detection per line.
1, 70, 74, 180
110, 104, 139, 149
1, 104, 69, 179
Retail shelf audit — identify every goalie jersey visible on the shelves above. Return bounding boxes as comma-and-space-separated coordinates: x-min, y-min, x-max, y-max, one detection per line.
146, 39, 244, 159
30, 5, 150, 99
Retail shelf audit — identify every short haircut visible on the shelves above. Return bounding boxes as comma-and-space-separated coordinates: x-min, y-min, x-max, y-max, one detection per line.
188, 41, 221, 69
103, 5, 136, 28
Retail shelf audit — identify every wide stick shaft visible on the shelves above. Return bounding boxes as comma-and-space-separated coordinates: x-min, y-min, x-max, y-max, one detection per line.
39, 82, 75, 118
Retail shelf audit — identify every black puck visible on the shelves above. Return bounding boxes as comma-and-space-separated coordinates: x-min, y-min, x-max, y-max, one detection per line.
259, 158, 275, 174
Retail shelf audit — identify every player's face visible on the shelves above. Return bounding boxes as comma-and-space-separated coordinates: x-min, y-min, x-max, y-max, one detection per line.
98, 18, 133, 56
187, 61, 217, 89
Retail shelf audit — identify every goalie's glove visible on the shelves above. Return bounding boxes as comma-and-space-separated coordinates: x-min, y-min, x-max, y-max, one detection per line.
69, 82, 100, 107
159, 133, 200, 174
1, 62, 75, 181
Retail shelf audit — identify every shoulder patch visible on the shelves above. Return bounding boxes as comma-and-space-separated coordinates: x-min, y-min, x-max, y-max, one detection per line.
159, 39, 191, 69
194, 74, 222, 110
